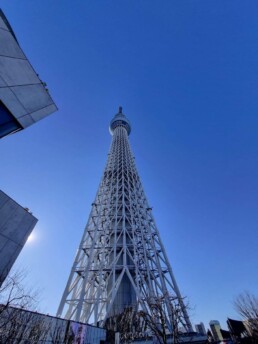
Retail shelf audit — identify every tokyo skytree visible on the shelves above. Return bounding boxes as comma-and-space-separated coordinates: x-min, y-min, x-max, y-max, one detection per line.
57, 107, 192, 332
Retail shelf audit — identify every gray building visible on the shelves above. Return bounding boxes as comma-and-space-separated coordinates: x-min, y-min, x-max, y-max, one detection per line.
209, 320, 223, 342
195, 322, 206, 336
0, 9, 57, 139
0, 306, 107, 343
0, 190, 38, 286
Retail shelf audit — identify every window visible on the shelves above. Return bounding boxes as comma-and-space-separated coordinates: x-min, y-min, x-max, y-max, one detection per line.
0, 100, 22, 138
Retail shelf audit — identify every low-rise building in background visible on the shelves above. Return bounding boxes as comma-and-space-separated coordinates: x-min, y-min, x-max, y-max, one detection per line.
209, 320, 223, 342
195, 322, 206, 336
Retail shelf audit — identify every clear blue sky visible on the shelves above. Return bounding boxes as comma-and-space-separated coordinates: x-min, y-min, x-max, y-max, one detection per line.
1, 0, 258, 331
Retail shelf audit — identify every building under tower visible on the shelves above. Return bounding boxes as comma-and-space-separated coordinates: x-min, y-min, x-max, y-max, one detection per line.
57, 108, 193, 336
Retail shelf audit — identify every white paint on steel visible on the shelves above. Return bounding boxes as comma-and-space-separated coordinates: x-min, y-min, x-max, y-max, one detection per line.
57, 109, 193, 332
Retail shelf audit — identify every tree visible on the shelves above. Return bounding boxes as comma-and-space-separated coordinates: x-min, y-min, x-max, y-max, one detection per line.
234, 291, 258, 342
0, 269, 37, 313
137, 295, 191, 344
0, 269, 48, 343
105, 306, 149, 343
105, 295, 191, 344
0, 270, 81, 343
0, 309, 51, 344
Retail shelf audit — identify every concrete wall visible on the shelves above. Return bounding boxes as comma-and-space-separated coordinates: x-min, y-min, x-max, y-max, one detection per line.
0, 190, 38, 285
0, 10, 57, 138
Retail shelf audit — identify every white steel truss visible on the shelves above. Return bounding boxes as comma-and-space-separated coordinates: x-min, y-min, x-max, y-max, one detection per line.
57, 108, 193, 332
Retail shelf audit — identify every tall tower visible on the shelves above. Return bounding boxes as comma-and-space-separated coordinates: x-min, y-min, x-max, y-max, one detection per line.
57, 108, 192, 332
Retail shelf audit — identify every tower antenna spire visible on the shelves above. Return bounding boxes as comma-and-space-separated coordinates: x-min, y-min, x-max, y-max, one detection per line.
118, 106, 123, 114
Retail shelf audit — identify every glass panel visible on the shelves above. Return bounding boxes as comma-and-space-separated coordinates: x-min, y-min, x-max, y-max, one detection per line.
0, 100, 21, 138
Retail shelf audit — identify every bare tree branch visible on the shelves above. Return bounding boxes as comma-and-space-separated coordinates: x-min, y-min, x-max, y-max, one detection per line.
234, 291, 258, 340
0, 269, 41, 342
105, 295, 191, 344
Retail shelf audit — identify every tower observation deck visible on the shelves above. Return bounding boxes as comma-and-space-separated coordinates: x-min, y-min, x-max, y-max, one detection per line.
57, 108, 193, 333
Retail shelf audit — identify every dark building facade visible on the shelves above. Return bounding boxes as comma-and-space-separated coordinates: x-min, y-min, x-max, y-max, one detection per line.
0, 190, 37, 286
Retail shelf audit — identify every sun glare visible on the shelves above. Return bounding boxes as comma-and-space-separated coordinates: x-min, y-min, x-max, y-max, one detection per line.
27, 232, 35, 243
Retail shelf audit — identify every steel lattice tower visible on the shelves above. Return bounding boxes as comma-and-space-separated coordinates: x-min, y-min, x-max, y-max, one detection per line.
57, 108, 192, 332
